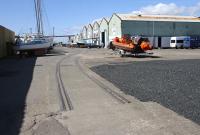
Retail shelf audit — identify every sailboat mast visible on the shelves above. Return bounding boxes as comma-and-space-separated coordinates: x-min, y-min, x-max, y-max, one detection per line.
38, 0, 44, 35
34, 0, 39, 35
34, 0, 44, 36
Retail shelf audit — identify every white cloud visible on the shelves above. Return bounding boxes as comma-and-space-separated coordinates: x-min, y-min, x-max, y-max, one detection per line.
132, 3, 200, 16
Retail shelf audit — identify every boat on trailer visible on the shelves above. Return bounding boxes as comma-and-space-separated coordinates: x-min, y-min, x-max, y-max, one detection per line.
110, 35, 153, 57
14, 35, 53, 50
13, 0, 53, 56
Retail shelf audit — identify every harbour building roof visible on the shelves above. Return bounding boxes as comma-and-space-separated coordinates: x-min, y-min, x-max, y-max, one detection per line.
114, 13, 200, 22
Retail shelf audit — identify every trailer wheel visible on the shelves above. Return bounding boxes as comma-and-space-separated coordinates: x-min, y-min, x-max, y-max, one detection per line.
119, 50, 125, 57
109, 42, 115, 50
120, 53, 124, 57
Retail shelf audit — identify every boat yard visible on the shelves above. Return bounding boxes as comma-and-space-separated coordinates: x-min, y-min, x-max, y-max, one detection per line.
1, 13, 200, 135
1, 1, 200, 135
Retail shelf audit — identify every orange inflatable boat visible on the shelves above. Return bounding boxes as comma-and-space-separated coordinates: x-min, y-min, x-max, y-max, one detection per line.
111, 36, 152, 53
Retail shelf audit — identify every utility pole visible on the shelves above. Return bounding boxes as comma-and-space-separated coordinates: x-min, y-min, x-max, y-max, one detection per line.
53, 27, 55, 37
30, 28, 32, 34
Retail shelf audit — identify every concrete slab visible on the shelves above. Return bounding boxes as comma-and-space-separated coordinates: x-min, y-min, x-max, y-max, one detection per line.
2, 48, 200, 135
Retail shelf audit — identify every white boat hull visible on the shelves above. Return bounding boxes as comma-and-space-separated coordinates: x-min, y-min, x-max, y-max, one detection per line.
14, 42, 52, 51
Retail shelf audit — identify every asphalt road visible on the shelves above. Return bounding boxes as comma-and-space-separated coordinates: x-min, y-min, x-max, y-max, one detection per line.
91, 59, 200, 125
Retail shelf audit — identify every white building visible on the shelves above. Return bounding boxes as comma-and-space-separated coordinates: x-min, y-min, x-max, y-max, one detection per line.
100, 18, 109, 48
109, 13, 200, 48
87, 24, 93, 44
82, 26, 87, 40
93, 20, 101, 46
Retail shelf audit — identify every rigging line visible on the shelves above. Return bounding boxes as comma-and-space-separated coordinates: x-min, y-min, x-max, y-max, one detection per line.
34, 0, 40, 34
36, 0, 42, 35
39, 0, 44, 35
41, 0, 51, 35
17, 27, 24, 36
38, 0, 42, 34
38, 0, 43, 35
34, 0, 44, 36
36, 0, 40, 34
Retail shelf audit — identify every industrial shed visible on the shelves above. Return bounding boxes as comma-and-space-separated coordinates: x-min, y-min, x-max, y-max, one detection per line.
93, 21, 101, 46
82, 26, 87, 40
100, 18, 109, 48
70, 34, 80, 44
109, 13, 200, 48
0, 25, 15, 58
87, 24, 93, 44
75, 34, 81, 43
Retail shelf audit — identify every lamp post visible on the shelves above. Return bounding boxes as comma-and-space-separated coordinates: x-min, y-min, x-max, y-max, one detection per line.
53, 27, 55, 37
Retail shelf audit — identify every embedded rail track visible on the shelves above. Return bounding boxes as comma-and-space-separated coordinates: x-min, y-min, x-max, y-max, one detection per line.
76, 58, 131, 104
56, 56, 73, 111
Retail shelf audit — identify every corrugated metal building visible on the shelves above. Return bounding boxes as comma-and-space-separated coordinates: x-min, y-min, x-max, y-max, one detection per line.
0, 25, 15, 58
93, 20, 101, 46
69, 34, 80, 44
82, 26, 87, 40
87, 24, 93, 44
100, 18, 109, 48
109, 13, 200, 48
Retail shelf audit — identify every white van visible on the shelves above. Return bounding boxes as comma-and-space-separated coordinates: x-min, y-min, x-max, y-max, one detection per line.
170, 36, 190, 48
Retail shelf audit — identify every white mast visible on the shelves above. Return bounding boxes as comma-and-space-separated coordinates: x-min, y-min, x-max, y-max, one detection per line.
34, 0, 44, 37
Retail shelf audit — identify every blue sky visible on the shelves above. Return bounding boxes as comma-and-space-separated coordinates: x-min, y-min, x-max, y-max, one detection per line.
0, 0, 200, 37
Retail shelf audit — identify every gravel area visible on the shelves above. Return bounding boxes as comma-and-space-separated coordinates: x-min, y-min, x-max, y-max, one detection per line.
91, 59, 200, 125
